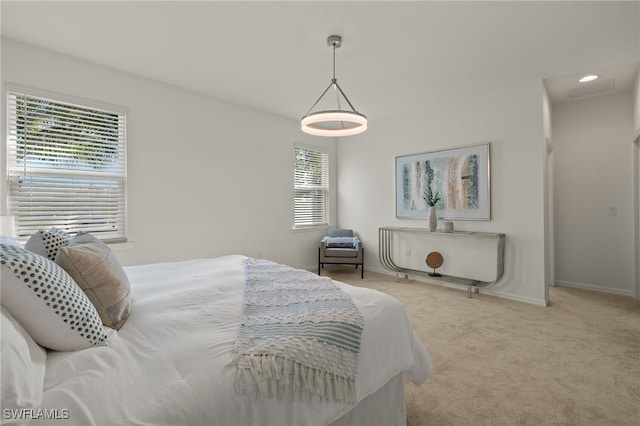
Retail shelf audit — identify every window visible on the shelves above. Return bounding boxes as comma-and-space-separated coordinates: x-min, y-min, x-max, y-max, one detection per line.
7, 87, 127, 242
294, 146, 329, 228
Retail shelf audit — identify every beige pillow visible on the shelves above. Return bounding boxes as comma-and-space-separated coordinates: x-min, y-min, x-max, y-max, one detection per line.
56, 233, 131, 330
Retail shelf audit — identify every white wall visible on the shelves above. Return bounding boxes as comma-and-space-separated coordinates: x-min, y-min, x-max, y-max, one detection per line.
337, 81, 548, 306
635, 67, 640, 135
0, 39, 337, 269
553, 91, 634, 296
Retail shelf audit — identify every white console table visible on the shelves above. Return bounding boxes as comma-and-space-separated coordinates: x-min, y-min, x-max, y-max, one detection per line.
378, 226, 505, 298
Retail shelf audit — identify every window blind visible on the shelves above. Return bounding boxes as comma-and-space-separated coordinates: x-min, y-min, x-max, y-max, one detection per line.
7, 90, 127, 242
294, 146, 329, 228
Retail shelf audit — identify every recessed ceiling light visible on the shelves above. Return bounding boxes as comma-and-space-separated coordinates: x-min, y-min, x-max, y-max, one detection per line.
578, 74, 599, 83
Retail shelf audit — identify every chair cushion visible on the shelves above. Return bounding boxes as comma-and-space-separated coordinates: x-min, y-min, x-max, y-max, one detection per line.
328, 229, 354, 238
324, 248, 360, 258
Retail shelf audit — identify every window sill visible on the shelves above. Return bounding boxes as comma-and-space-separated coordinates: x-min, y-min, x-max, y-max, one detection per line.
108, 240, 135, 251
292, 225, 331, 232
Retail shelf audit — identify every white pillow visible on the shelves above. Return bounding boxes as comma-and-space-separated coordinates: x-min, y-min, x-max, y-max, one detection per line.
0, 236, 22, 248
0, 243, 108, 351
1, 306, 47, 415
24, 227, 71, 261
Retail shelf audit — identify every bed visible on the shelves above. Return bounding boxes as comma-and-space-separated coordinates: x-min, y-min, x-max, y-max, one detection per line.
2, 238, 431, 426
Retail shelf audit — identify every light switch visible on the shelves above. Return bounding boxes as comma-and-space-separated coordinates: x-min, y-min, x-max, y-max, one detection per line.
608, 206, 617, 216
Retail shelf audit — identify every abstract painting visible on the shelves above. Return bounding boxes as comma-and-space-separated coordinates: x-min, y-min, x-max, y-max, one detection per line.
396, 144, 490, 220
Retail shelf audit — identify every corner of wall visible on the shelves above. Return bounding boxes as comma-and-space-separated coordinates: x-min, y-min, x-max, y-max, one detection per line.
634, 66, 640, 135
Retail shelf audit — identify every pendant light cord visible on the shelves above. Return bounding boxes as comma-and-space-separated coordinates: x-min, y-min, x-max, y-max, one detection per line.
332, 41, 336, 81
303, 36, 361, 117
332, 41, 342, 116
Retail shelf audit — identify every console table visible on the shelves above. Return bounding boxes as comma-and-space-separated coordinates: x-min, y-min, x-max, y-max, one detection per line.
378, 226, 505, 298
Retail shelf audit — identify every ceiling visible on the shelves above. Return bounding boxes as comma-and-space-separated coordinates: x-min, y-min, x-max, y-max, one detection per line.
2, 1, 639, 122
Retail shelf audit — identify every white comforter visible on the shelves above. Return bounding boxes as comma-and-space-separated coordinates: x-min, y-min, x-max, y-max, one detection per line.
33, 255, 431, 426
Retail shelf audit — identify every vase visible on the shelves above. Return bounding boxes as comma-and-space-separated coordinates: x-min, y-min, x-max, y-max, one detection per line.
428, 207, 437, 232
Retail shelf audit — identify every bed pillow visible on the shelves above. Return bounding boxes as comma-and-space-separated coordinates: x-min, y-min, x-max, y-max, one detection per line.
1, 306, 47, 414
55, 233, 131, 330
0, 236, 23, 248
25, 227, 71, 260
0, 243, 108, 351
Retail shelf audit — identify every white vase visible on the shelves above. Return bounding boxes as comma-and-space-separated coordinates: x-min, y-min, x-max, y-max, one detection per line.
428, 207, 437, 232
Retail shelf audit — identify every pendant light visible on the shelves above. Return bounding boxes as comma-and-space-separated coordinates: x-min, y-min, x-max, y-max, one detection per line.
301, 35, 367, 137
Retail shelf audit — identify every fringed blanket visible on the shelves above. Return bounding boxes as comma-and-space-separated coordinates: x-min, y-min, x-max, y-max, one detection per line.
228, 258, 363, 403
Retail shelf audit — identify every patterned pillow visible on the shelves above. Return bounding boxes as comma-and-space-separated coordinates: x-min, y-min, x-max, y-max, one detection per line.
0, 243, 108, 351
56, 233, 131, 330
25, 227, 71, 260
0, 236, 22, 248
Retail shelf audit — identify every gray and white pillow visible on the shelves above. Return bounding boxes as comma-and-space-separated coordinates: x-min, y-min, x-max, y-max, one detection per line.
25, 227, 71, 260
0, 236, 22, 249
0, 243, 108, 351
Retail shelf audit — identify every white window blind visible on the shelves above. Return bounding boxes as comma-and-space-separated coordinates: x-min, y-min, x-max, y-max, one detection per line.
294, 146, 329, 228
7, 89, 127, 242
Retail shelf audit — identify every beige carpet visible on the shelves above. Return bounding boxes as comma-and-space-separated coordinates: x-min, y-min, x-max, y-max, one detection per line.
323, 266, 640, 426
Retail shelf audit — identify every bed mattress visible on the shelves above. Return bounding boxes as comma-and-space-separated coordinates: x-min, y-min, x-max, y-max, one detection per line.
31, 255, 431, 425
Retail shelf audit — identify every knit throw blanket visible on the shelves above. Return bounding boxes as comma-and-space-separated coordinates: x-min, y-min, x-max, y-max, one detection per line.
228, 258, 363, 403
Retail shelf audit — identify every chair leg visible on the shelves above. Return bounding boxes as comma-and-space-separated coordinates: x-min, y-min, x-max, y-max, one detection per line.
318, 247, 321, 275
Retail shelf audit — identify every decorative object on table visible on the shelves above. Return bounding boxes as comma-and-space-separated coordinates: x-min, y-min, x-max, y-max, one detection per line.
425, 251, 444, 277
395, 143, 491, 220
441, 221, 454, 233
301, 35, 367, 137
424, 189, 440, 232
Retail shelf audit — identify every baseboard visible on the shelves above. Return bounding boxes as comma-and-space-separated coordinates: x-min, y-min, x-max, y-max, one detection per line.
365, 266, 399, 277
301, 263, 318, 273
480, 288, 548, 306
555, 280, 633, 297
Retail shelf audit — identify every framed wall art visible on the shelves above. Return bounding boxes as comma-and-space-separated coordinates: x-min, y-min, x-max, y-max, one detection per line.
396, 143, 491, 220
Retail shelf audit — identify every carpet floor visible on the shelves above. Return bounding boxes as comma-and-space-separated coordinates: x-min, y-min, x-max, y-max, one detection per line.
323, 266, 640, 426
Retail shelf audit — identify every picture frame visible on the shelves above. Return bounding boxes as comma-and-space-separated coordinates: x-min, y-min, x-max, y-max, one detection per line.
396, 143, 491, 220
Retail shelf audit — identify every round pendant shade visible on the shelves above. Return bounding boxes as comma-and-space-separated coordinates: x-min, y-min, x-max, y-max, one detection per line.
301, 110, 367, 137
